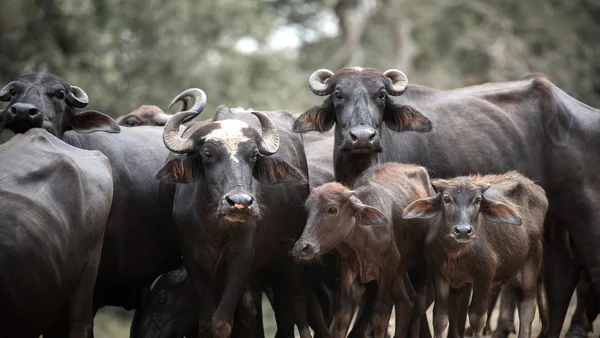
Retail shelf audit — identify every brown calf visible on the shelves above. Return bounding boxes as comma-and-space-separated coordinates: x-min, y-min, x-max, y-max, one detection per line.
403, 172, 549, 338
293, 163, 434, 338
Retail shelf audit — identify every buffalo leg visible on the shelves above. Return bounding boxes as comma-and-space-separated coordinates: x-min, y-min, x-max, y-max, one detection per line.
468, 279, 492, 338
394, 275, 416, 338
516, 250, 542, 338
406, 266, 430, 338
464, 286, 499, 337
371, 281, 394, 338
331, 266, 359, 338
349, 281, 377, 338
542, 224, 579, 338
306, 280, 332, 338
566, 271, 594, 338
432, 272, 450, 338
494, 284, 517, 338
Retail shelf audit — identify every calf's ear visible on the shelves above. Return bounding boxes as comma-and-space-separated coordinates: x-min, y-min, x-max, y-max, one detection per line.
481, 197, 522, 225
71, 110, 121, 134
254, 156, 307, 185
384, 104, 432, 133
402, 194, 440, 219
156, 155, 201, 183
348, 196, 388, 225
293, 100, 335, 133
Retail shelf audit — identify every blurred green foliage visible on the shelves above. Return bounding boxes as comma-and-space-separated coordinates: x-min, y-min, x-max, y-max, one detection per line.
1, 0, 598, 121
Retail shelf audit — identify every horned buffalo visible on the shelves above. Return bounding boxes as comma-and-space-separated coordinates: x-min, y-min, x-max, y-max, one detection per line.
0, 74, 206, 315
294, 67, 600, 334
156, 105, 324, 338
403, 172, 548, 338
0, 128, 113, 337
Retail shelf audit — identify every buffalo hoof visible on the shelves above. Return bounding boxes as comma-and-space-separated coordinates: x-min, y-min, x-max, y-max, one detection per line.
212, 319, 232, 338
491, 328, 512, 338
565, 325, 590, 338
464, 326, 492, 337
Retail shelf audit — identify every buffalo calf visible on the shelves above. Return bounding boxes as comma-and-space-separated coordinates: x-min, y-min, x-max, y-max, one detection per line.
293, 163, 434, 338
403, 172, 548, 338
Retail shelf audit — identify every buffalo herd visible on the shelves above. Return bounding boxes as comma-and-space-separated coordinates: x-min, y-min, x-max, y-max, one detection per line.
0, 68, 598, 338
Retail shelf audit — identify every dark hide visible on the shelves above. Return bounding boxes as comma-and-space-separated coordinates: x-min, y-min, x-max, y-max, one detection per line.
295, 68, 600, 333
0, 129, 113, 337
403, 172, 548, 338
64, 127, 183, 312
157, 108, 324, 338
293, 163, 435, 338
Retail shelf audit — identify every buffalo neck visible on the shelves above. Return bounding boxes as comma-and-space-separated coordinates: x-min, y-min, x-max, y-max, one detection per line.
333, 131, 380, 186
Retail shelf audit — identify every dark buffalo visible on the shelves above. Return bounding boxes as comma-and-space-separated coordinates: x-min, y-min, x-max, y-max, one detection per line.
293, 163, 434, 338
293, 67, 600, 334
403, 172, 549, 338
156, 106, 321, 338
0, 74, 206, 316
0, 128, 113, 337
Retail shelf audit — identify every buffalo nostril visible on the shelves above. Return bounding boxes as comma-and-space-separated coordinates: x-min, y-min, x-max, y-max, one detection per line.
368, 132, 375, 140
10, 107, 16, 115
350, 132, 357, 141
225, 193, 254, 208
28, 108, 38, 117
453, 227, 461, 234
466, 227, 473, 235
301, 243, 310, 253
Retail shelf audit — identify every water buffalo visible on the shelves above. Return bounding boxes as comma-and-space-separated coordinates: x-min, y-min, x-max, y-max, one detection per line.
293, 163, 434, 338
116, 105, 173, 127
293, 67, 600, 334
0, 128, 113, 337
156, 105, 323, 338
403, 172, 549, 338
0, 74, 206, 316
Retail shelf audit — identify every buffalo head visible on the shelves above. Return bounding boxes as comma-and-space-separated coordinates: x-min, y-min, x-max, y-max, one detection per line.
402, 177, 522, 245
294, 67, 432, 154
156, 104, 305, 223
0, 74, 120, 138
116, 88, 206, 127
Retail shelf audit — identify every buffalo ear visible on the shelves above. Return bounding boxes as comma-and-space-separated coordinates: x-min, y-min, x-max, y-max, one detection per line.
253, 156, 307, 185
71, 110, 121, 134
348, 196, 388, 225
402, 194, 441, 219
480, 197, 522, 225
156, 155, 201, 183
384, 105, 432, 133
293, 101, 335, 133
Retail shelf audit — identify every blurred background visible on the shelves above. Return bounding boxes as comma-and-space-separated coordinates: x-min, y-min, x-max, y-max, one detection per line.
2, 0, 600, 336
1, 0, 599, 119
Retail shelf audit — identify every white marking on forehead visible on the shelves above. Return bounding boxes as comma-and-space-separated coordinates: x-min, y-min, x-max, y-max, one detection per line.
351, 66, 364, 72
204, 120, 251, 163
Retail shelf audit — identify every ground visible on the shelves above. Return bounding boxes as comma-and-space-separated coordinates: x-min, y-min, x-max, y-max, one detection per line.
94, 294, 600, 337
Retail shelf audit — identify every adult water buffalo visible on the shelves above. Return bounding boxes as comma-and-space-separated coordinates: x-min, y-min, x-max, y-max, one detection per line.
0, 128, 113, 337
156, 105, 320, 338
0, 74, 206, 315
293, 67, 600, 336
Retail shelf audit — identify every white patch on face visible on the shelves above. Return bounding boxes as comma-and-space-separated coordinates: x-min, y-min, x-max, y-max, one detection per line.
203, 120, 251, 163
351, 66, 364, 72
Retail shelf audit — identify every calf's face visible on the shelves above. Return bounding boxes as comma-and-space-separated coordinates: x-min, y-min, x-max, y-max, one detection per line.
293, 182, 387, 260
157, 106, 305, 223
402, 178, 522, 244
294, 68, 432, 155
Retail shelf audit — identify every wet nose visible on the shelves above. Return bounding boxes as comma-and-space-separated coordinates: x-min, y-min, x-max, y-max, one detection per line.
10, 103, 40, 118
293, 240, 316, 258
349, 128, 376, 143
453, 225, 474, 236
224, 193, 254, 209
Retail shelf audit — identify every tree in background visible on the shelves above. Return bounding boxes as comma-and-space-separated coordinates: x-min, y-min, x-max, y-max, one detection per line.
1, 0, 599, 120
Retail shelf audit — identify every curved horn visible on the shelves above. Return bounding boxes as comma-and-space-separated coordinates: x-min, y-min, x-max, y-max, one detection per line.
68, 86, 89, 108
383, 69, 408, 96
162, 111, 197, 154
0, 82, 13, 102
153, 112, 172, 126
149, 273, 164, 291
165, 266, 189, 285
168, 88, 207, 123
251, 111, 280, 155
308, 69, 335, 96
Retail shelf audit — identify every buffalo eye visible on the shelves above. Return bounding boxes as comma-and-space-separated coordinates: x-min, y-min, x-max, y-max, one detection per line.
158, 294, 167, 304
377, 91, 386, 99
9, 88, 16, 96
327, 206, 337, 215
443, 195, 451, 204
202, 149, 214, 160
334, 91, 343, 100
55, 90, 66, 100
251, 150, 259, 161
474, 196, 482, 205
126, 119, 137, 127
